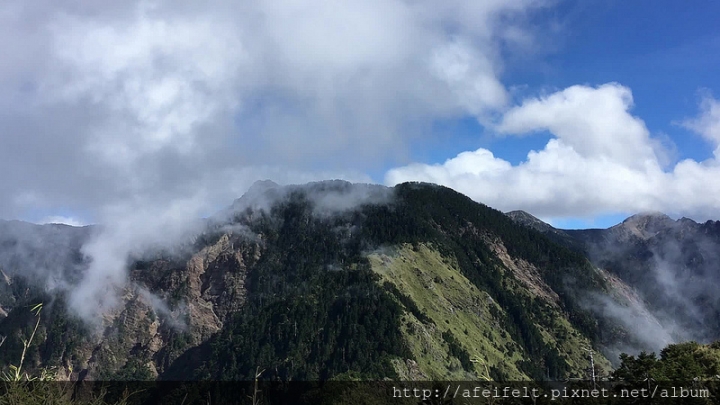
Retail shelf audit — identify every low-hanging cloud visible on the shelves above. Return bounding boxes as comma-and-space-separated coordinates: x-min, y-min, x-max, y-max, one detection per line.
582, 291, 675, 360
386, 84, 720, 222
566, 214, 720, 360
67, 194, 210, 324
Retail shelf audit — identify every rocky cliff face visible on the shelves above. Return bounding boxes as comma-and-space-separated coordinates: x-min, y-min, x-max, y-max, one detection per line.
0, 223, 263, 380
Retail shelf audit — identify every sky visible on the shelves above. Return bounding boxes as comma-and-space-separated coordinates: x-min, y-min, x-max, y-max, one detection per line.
2, 0, 720, 230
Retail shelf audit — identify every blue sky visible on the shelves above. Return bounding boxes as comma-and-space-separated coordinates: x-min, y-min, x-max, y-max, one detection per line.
511, 0, 719, 164
404, 0, 718, 159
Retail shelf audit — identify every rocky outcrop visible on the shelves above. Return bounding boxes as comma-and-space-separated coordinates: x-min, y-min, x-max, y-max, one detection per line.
0, 268, 10, 318
484, 236, 561, 306
53, 231, 263, 380
182, 233, 261, 339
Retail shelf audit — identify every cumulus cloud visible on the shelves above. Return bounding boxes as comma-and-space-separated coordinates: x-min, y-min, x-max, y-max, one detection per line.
497, 84, 658, 169
386, 83, 720, 221
681, 91, 720, 157
1, 0, 717, 338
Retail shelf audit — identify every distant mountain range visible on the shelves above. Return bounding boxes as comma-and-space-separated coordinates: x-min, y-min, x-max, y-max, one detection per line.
1, 181, 719, 385
507, 209, 720, 354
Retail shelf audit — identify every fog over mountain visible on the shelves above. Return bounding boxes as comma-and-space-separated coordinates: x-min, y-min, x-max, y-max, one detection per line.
1, 180, 719, 386
0, 183, 597, 379
2, 1, 720, 397
507, 209, 720, 357
0, 180, 394, 327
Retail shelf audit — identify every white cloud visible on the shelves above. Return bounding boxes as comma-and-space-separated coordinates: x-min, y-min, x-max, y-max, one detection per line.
430, 39, 509, 116
40, 216, 87, 227
0, 0, 553, 221
681, 91, 720, 157
497, 83, 658, 169
386, 84, 720, 221
20, 0, 720, 324
46, 7, 246, 167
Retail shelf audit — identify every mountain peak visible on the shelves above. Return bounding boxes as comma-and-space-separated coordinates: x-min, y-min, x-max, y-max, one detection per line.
621, 212, 673, 227
247, 179, 279, 194
505, 210, 550, 224
506, 210, 535, 219
623, 211, 670, 221
505, 210, 560, 235
616, 211, 674, 240
506, 210, 542, 222
227, 180, 282, 215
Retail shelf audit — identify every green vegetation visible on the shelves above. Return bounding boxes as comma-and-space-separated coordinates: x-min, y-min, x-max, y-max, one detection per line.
358, 183, 612, 380
441, 330, 474, 372
0, 182, 613, 382
2, 303, 47, 382
0, 291, 90, 379
0, 304, 132, 405
2, 181, 709, 390
614, 341, 720, 382
368, 244, 523, 380
167, 191, 412, 380
369, 243, 610, 381
606, 342, 720, 405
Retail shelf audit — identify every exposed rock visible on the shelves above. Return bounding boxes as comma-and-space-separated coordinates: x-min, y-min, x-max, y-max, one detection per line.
3, 181, 716, 382
484, 235, 560, 306
182, 233, 259, 339
404, 359, 428, 380
0, 268, 10, 286
34, 230, 264, 380
611, 212, 675, 241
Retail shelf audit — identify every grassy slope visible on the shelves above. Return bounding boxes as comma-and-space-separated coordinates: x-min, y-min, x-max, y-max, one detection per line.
368, 243, 611, 380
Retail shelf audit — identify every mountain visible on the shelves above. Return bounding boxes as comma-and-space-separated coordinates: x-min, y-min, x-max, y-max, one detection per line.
505, 211, 582, 250
0, 181, 714, 387
507, 210, 720, 352
0, 220, 93, 318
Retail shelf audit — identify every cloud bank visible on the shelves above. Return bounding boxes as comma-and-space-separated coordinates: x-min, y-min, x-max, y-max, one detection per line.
386, 85, 720, 221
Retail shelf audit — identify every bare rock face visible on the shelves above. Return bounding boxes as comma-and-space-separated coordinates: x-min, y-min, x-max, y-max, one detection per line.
509, 209, 720, 351
64, 231, 263, 380
184, 235, 231, 339
484, 235, 560, 306
404, 359, 428, 380
0, 268, 13, 318
181, 233, 261, 339
611, 212, 675, 241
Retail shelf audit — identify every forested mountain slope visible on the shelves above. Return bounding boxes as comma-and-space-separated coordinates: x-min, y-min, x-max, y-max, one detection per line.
0, 181, 666, 382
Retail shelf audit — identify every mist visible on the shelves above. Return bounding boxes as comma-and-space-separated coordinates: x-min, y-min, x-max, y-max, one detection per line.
67, 195, 210, 325
574, 216, 720, 360
0, 179, 398, 328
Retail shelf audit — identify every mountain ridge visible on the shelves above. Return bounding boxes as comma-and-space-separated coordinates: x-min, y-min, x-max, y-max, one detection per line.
0, 181, 718, 384
506, 208, 720, 351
